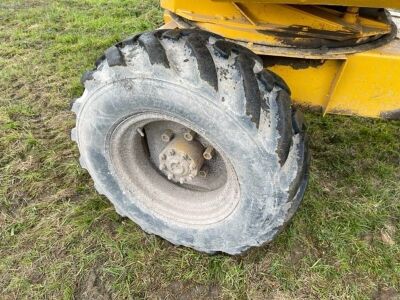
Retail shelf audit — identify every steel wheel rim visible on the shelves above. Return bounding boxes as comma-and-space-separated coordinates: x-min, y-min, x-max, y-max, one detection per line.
107, 112, 241, 226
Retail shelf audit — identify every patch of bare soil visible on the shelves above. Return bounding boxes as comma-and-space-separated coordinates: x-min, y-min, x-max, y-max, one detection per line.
380, 224, 396, 246
147, 281, 221, 300
76, 270, 111, 300
373, 286, 399, 300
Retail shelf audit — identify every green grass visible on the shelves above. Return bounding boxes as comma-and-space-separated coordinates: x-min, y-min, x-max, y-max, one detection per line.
0, 0, 399, 299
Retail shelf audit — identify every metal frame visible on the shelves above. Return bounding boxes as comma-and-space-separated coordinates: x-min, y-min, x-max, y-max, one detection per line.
161, 0, 400, 119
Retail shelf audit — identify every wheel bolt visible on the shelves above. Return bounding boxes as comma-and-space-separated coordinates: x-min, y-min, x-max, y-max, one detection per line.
183, 130, 196, 142
161, 129, 174, 143
199, 168, 208, 178
137, 127, 145, 137
203, 146, 214, 160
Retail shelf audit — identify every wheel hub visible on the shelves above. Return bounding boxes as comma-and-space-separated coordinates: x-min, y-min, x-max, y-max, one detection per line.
159, 136, 204, 184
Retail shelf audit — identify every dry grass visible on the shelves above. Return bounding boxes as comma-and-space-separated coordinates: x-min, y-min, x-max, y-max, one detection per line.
0, 0, 399, 299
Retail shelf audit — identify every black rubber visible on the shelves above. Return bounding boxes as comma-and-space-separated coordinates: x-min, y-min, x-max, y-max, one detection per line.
186, 34, 218, 91
105, 46, 126, 67
138, 32, 170, 68
214, 40, 263, 66
74, 29, 309, 254
80, 71, 94, 85
235, 54, 261, 127
275, 90, 293, 165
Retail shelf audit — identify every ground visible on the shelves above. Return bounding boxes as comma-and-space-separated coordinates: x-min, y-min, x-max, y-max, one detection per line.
0, 0, 399, 299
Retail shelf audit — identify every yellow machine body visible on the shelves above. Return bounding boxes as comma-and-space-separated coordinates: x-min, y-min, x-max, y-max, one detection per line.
161, 0, 400, 119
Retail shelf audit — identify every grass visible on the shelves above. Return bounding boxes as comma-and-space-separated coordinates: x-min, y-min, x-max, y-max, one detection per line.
0, 0, 399, 298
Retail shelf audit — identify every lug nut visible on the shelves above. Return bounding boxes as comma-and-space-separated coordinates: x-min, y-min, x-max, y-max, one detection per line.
199, 170, 207, 177
161, 129, 174, 143
203, 146, 214, 160
168, 149, 175, 156
199, 166, 208, 178
183, 130, 196, 142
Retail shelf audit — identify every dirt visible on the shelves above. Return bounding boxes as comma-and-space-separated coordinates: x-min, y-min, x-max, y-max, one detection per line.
380, 224, 396, 246
373, 286, 399, 300
147, 280, 221, 300
76, 270, 111, 300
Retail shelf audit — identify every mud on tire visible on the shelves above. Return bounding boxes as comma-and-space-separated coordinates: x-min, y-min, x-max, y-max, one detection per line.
71, 29, 309, 254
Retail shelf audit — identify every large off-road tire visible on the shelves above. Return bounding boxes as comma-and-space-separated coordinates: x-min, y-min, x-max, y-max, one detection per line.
72, 29, 309, 255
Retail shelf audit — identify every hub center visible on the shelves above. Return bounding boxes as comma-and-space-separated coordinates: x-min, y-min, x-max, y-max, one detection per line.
159, 136, 204, 184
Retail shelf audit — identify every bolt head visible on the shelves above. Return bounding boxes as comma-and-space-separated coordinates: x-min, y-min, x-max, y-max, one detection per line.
204, 154, 211, 160
199, 170, 207, 177
183, 133, 193, 141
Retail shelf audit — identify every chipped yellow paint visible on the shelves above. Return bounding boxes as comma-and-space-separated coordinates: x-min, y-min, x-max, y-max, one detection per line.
324, 39, 400, 118
266, 38, 400, 118
214, 0, 400, 9
160, 1, 400, 118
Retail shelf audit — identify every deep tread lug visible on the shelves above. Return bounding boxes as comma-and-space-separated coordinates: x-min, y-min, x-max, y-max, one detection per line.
275, 90, 293, 165
235, 54, 261, 127
287, 133, 309, 200
80, 71, 94, 85
185, 34, 218, 91
214, 40, 263, 65
292, 109, 305, 134
116, 34, 140, 47
105, 46, 126, 67
162, 29, 183, 40
138, 32, 170, 68
258, 71, 275, 92
95, 54, 106, 68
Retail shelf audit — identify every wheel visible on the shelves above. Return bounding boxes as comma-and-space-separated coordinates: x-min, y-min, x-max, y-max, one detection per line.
71, 29, 309, 254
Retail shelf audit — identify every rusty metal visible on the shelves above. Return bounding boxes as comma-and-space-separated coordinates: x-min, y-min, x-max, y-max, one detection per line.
159, 136, 205, 183
183, 129, 196, 142
203, 146, 214, 160
161, 129, 174, 142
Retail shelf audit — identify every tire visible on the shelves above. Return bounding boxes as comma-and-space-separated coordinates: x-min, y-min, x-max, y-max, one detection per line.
71, 29, 309, 255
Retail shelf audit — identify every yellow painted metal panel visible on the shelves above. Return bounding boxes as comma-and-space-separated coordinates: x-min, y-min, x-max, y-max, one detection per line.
325, 39, 400, 118
213, 0, 400, 10
161, 0, 392, 49
268, 60, 342, 109
268, 40, 400, 118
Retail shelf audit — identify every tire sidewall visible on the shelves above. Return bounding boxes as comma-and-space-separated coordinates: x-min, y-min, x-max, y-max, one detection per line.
77, 77, 283, 253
